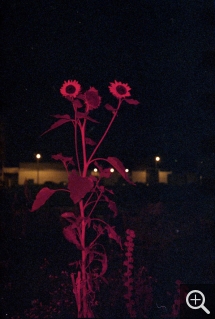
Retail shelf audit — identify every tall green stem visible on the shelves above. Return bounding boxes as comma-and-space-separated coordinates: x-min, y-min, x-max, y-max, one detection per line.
79, 199, 88, 317
75, 98, 122, 317
80, 117, 88, 176
79, 115, 89, 317
74, 108, 81, 175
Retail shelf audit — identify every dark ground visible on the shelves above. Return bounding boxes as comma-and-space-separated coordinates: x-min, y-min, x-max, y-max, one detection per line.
0, 181, 214, 318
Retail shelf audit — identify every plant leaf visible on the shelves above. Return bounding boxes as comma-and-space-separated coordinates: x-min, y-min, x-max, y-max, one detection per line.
105, 188, 114, 194
124, 98, 139, 105
105, 225, 122, 248
85, 137, 97, 146
127, 264, 134, 269
99, 251, 108, 276
104, 195, 118, 217
76, 112, 99, 123
61, 212, 77, 218
52, 114, 72, 120
94, 161, 111, 178
89, 249, 108, 277
106, 157, 135, 185
123, 270, 132, 277
31, 187, 58, 211
93, 223, 104, 235
125, 252, 133, 257
41, 118, 72, 136
68, 170, 94, 204
73, 99, 83, 109
108, 199, 118, 217
123, 260, 129, 266
104, 103, 116, 113
68, 260, 79, 267
52, 153, 75, 169
61, 212, 77, 223
63, 225, 82, 249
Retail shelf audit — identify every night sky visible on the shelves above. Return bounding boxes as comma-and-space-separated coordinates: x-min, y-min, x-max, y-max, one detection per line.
1, 0, 215, 170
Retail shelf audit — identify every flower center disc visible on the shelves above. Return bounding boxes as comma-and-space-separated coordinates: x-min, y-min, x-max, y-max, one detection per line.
66, 85, 76, 94
116, 85, 127, 95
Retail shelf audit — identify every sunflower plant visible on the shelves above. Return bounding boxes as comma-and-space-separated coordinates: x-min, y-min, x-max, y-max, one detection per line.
31, 79, 139, 318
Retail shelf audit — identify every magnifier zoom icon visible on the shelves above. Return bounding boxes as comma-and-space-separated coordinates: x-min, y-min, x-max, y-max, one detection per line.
186, 290, 210, 315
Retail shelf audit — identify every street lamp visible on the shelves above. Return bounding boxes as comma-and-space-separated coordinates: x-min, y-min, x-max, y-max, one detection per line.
35, 153, 41, 184
155, 156, 160, 170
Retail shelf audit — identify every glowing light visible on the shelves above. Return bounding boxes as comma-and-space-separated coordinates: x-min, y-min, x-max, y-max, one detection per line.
155, 156, 160, 162
35, 153, 41, 185
110, 168, 114, 173
93, 168, 98, 172
125, 168, 129, 172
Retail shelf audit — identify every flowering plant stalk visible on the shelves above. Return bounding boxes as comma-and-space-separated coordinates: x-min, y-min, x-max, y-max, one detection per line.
31, 79, 139, 318
123, 229, 136, 318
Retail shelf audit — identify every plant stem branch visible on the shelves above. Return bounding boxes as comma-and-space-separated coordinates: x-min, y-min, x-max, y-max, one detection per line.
74, 108, 81, 174
87, 99, 121, 165
80, 117, 87, 176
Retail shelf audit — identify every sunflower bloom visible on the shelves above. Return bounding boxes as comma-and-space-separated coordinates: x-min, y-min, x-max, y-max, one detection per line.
85, 87, 101, 110
60, 80, 81, 99
108, 80, 131, 99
